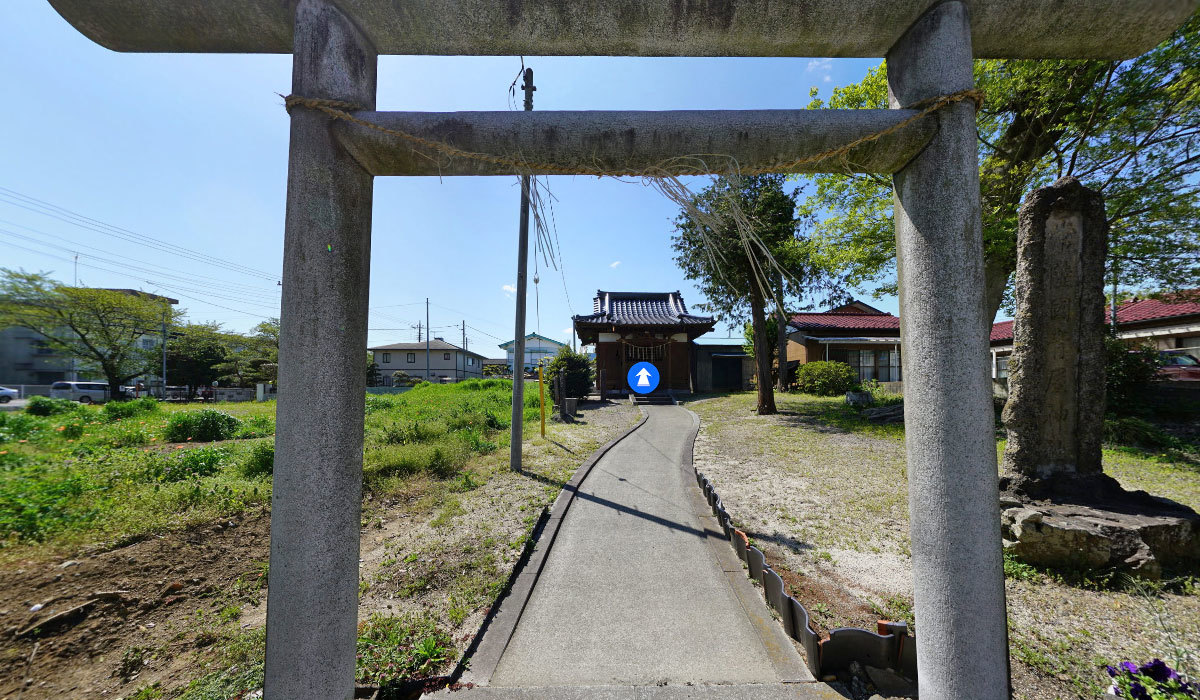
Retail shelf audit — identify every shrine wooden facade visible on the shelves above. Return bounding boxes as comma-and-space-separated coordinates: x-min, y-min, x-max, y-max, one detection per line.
574, 291, 715, 395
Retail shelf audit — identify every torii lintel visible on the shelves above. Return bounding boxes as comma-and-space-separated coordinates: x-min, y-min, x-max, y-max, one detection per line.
48, 0, 1196, 59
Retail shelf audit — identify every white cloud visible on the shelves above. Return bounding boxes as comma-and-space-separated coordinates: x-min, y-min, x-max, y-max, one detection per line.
609, 261, 621, 268
824, 75, 832, 83
806, 58, 833, 73
562, 328, 573, 336
501, 284, 517, 294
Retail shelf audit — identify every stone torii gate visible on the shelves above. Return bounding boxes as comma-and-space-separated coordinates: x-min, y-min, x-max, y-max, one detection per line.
45, 1, 1195, 698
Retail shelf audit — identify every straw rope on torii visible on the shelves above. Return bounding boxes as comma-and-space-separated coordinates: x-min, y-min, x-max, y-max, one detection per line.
282, 88, 984, 178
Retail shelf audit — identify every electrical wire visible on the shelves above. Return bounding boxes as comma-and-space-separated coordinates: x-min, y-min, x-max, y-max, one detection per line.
0, 187, 279, 281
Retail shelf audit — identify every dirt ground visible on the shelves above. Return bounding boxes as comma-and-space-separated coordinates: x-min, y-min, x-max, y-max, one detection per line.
0, 400, 639, 700
686, 392, 1200, 700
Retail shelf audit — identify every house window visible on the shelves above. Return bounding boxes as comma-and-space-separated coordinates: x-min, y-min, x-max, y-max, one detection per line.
444, 352, 451, 360
829, 348, 901, 382
467, 357, 474, 366
996, 355, 1010, 379
141, 337, 157, 350
407, 353, 416, 363
382, 352, 391, 364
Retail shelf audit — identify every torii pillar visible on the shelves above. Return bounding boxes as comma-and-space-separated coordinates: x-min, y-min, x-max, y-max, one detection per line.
39, 1, 1198, 698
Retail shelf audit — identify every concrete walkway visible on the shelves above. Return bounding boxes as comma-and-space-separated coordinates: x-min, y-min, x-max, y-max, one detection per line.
452, 405, 837, 698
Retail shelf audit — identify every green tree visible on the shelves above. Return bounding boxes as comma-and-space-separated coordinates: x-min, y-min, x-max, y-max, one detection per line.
672, 175, 833, 414
543, 346, 594, 400
0, 269, 181, 397
799, 16, 1200, 323
165, 322, 229, 393
214, 319, 280, 387
366, 354, 382, 388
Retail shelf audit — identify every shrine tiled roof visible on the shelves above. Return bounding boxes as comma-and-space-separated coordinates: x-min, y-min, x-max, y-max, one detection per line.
573, 291, 715, 328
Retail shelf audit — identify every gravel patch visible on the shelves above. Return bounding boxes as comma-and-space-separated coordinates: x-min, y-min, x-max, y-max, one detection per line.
685, 391, 1200, 699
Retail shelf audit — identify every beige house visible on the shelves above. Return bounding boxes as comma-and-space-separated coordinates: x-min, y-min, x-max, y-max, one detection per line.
370, 339, 489, 384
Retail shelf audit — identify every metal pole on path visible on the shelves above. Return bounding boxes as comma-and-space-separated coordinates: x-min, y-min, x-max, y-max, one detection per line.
509, 67, 535, 470
538, 361, 546, 438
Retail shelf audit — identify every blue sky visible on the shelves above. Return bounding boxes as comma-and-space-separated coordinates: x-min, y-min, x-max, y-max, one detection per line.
1, 2, 895, 356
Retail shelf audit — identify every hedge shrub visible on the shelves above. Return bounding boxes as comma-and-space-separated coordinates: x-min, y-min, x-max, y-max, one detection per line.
164, 409, 242, 443
25, 396, 81, 416
794, 361, 858, 397
102, 397, 160, 422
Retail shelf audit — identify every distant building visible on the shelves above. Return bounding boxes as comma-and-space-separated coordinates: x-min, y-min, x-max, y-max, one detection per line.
692, 336, 754, 393
573, 290, 715, 395
0, 327, 80, 385
0, 288, 177, 388
990, 291, 1200, 379
787, 300, 903, 384
369, 338, 489, 384
498, 333, 567, 374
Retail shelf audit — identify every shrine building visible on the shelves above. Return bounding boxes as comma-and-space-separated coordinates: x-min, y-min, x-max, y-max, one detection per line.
574, 290, 715, 396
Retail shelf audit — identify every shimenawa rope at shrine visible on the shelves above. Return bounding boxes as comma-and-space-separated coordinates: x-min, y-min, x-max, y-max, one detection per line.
281, 89, 985, 177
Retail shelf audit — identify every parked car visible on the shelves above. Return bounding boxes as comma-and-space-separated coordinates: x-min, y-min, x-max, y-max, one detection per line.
49, 381, 111, 403
0, 386, 18, 403
1158, 351, 1200, 381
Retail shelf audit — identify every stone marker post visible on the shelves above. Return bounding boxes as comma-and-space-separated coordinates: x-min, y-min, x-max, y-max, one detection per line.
265, 2, 377, 698
888, 3, 1009, 697
1001, 177, 1108, 493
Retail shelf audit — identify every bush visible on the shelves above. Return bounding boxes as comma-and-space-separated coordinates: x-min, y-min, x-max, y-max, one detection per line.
164, 409, 242, 443
240, 442, 274, 478
543, 347, 594, 400
794, 361, 858, 396
1103, 416, 1183, 450
233, 415, 275, 439
1105, 336, 1162, 414
0, 413, 47, 443
102, 397, 159, 422
26, 396, 81, 416
151, 446, 229, 482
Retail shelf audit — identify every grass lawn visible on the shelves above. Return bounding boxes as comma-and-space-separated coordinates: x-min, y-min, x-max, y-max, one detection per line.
0, 382, 640, 699
682, 390, 1200, 700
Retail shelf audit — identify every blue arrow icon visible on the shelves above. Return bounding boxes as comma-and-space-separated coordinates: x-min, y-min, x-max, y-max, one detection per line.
627, 361, 660, 394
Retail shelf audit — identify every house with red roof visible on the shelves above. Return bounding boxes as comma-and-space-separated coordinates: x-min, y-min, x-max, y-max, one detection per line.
787, 300, 904, 384
990, 292, 1200, 379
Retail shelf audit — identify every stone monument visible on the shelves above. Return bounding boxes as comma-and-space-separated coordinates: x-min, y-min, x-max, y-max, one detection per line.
999, 177, 1199, 578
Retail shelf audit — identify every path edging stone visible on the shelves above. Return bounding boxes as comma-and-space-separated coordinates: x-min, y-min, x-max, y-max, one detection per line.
685, 409, 918, 682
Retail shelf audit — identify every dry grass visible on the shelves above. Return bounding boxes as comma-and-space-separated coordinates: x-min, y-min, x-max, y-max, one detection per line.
683, 390, 1200, 700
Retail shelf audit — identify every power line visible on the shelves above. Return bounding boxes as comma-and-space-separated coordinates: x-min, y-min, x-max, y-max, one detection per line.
0, 228, 283, 305
0, 217, 283, 298
0, 187, 280, 282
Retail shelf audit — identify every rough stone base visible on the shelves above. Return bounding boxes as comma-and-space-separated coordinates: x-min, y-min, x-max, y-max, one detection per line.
999, 476, 1200, 579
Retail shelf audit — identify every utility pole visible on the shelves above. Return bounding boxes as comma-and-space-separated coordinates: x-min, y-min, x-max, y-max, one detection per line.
161, 308, 168, 399
509, 66, 535, 471
462, 320, 467, 351
425, 297, 431, 381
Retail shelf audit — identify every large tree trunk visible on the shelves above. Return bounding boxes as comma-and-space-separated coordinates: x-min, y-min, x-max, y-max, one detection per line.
750, 288, 777, 415
983, 252, 1014, 328
775, 272, 789, 392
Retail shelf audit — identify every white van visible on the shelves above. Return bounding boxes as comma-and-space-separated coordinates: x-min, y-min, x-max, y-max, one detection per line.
49, 381, 111, 404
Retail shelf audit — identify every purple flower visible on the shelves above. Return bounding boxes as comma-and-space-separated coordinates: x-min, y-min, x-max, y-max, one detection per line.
1129, 681, 1149, 700
1140, 659, 1175, 683
1121, 661, 1141, 675
1107, 665, 1120, 678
